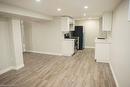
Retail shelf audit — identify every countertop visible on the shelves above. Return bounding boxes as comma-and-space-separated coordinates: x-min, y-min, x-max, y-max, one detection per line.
95, 38, 112, 44
64, 39, 75, 41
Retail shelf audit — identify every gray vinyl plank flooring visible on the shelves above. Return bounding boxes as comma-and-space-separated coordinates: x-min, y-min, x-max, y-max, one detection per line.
0, 49, 116, 87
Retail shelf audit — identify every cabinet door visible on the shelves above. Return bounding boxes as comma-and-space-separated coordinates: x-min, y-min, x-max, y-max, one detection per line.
61, 17, 69, 31
69, 24, 74, 31
69, 18, 73, 24
95, 43, 110, 62
69, 20, 75, 31
62, 40, 74, 56
102, 12, 112, 31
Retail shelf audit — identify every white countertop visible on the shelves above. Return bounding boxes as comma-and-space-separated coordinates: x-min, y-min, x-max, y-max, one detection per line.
64, 39, 75, 41
95, 38, 112, 44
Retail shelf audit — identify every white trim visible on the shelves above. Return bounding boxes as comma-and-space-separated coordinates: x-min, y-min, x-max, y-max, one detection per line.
0, 64, 24, 75
12, 64, 24, 70
109, 62, 119, 87
25, 50, 62, 56
96, 59, 110, 63
0, 3, 53, 20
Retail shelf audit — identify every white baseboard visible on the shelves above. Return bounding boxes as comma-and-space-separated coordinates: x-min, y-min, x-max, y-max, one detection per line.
12, 64, 24, 70
96, 59, 110, 63
0, 67, 13, 75
0, 64, 24, 75
109, 62, 119, 87
26, 50, 62, 56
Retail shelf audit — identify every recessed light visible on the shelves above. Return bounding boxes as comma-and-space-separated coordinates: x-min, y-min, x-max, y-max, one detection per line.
36, 0, 40, 2
84, 13, 86, 16
57, 8, 61, 11
84, 6, 88, 9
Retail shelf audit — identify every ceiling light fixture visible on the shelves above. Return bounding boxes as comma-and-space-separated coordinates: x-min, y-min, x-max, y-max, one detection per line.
84, 6, 88, 9
36, 0, 40, 2
84, 13, 86, 16
57, 8, 61, 11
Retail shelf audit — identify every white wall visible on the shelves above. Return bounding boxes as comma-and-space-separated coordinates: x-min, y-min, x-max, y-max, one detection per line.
111, 0, 130, 87
24, 18, 62, 55
0, 17, 13, 73
75, 19, 99, 48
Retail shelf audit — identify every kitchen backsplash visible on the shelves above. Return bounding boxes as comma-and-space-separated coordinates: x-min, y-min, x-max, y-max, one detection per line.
98, 18, 112, 38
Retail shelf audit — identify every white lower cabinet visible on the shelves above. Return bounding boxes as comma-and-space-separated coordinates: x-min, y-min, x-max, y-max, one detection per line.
62, 39, 75, 56
95, 39, 111, 63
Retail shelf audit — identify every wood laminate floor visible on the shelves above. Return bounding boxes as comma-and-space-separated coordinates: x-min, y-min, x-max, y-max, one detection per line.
0, 49, 116, 87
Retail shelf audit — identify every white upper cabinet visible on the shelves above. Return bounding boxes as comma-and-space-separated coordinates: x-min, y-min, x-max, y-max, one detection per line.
102, 12, 113, 31
61, 17, 69, 31
69, 19, 75, 31
61, 17, 75, 32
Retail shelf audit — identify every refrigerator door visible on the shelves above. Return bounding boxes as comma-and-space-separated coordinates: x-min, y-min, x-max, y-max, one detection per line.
75, 26, 83, 50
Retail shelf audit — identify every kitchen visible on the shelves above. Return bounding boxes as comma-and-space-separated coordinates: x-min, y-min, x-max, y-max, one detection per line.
61, 11, 112, 63
61, 16, 84, 56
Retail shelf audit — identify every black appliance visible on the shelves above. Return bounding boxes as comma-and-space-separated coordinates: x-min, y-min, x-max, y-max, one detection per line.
64, 33, 70, 38
71, 26, 83, 50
